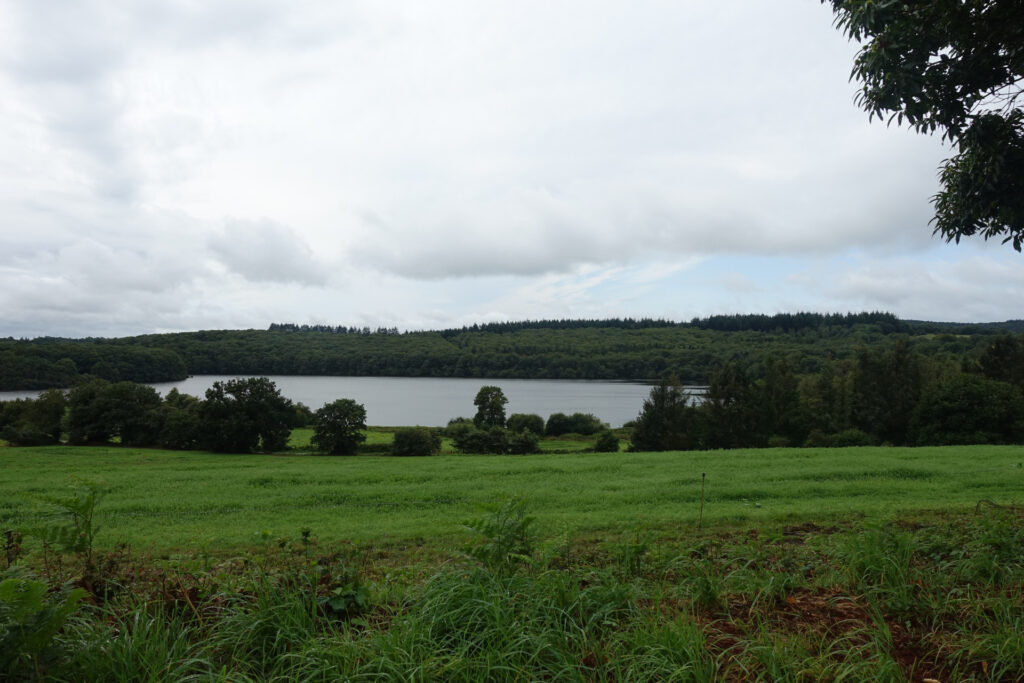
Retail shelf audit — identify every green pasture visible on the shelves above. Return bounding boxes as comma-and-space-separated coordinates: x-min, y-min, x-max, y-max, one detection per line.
1, 444, 1021, 552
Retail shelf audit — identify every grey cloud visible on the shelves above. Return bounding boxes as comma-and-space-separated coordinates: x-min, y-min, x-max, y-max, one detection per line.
824, 255, 1024, 322
353, 147, 942, 281
208, 219, 328, 286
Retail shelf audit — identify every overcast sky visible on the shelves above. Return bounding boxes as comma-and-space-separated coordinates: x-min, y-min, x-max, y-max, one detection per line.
1, 0, 1021, 339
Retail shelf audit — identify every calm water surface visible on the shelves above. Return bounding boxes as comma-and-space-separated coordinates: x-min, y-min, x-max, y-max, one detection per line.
156, 376, 655, 427
0, 376, 704, 427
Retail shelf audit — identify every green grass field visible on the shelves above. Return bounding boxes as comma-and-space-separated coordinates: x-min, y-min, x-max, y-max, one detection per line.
3, 442, 1023, 681
2, 443, 1021, 551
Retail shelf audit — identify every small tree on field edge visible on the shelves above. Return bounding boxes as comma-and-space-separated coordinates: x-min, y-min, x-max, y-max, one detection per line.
312, 398, 367, 455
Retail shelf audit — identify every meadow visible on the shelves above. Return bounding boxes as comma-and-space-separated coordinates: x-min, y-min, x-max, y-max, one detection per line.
2, 441, 1023, 681
2, 443, 1022, 551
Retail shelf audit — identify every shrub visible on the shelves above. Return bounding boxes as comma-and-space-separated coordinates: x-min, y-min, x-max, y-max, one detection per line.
593, 429, 620, 452
453, 426, 509, 454
508, 429, 540, 455
462, 499, 535, 574
831, 428, 873, 447
1, 569, 87, 680
546, 412, 606, 436
803, 429, 831, 448
545, 412, 572, 436
445, 417, 473, 437
391, 427, 441, 457
507, 413, 545, 435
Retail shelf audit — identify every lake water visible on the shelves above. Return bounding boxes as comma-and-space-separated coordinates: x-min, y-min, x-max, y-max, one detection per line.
0, 376, 705, 428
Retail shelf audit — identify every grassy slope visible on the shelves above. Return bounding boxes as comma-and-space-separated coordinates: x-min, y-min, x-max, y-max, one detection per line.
1, 444, 1021, 551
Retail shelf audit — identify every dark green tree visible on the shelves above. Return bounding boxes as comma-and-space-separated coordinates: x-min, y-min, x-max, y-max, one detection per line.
798, 361, 851, 437
158, 388, 201, 450
705, 363, 760, 449
311, 398, 367, 455
629, 377, 702, 451
911, 373, 1024, 445
850, 340, 922, 445
756, 357, 804, 446
472, 386, 508, 429
0, 390, 66, 446
823, 0, 1024, 249
292, 402, 315, 428
978, 333, 1024, 391
99, 382, 163, 447
593, 429, 621, 452
65, 379, 113, 444
200, 377, 294, 453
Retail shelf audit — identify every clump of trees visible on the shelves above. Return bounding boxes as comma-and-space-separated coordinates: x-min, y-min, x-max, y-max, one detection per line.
545, 412, 605, 436
629, 334, 1024, 451
0, 389, 66, 446
448, 386, 546, 455
0, 377, 372, 456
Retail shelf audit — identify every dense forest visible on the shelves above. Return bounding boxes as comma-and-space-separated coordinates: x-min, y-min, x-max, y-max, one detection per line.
2, 312, 1022, 390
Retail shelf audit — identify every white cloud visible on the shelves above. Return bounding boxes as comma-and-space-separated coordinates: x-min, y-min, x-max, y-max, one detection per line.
0, 0, 1014, 338
208, 219, 329, 285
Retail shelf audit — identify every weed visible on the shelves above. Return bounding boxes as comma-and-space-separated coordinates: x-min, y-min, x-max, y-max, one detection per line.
834, 523, 922, 614
29, 480, 104, 579
612, 529, 651, 579
0, 567, 87, 680
462, 498, 535, 575
3, 529, 23, 569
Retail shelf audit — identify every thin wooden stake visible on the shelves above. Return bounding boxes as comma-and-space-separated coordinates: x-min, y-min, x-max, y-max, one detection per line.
698, 472, 706, 531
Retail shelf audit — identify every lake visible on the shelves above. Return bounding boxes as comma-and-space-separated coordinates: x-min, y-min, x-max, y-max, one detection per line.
0, 376, 705, 427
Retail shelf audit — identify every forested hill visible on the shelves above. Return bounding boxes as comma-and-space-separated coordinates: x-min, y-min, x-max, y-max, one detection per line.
2, 313, 1022, 390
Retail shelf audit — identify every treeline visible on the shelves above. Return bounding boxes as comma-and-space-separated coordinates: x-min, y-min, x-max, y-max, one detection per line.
3, 313, 1023, 390
0, 377, 313, 453
689, 311, 906, 333
0, 340, 187, 390
104, 320, 1007, 383
269, 323, 401, 335
631, 334, 1024, 450
437, 318, 679, 336
0, 378, 615, 456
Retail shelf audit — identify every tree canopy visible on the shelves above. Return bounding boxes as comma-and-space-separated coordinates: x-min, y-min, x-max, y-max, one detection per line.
473, 386, 508, 429
824, 0, 1024, 249
311, 398, 367, 455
